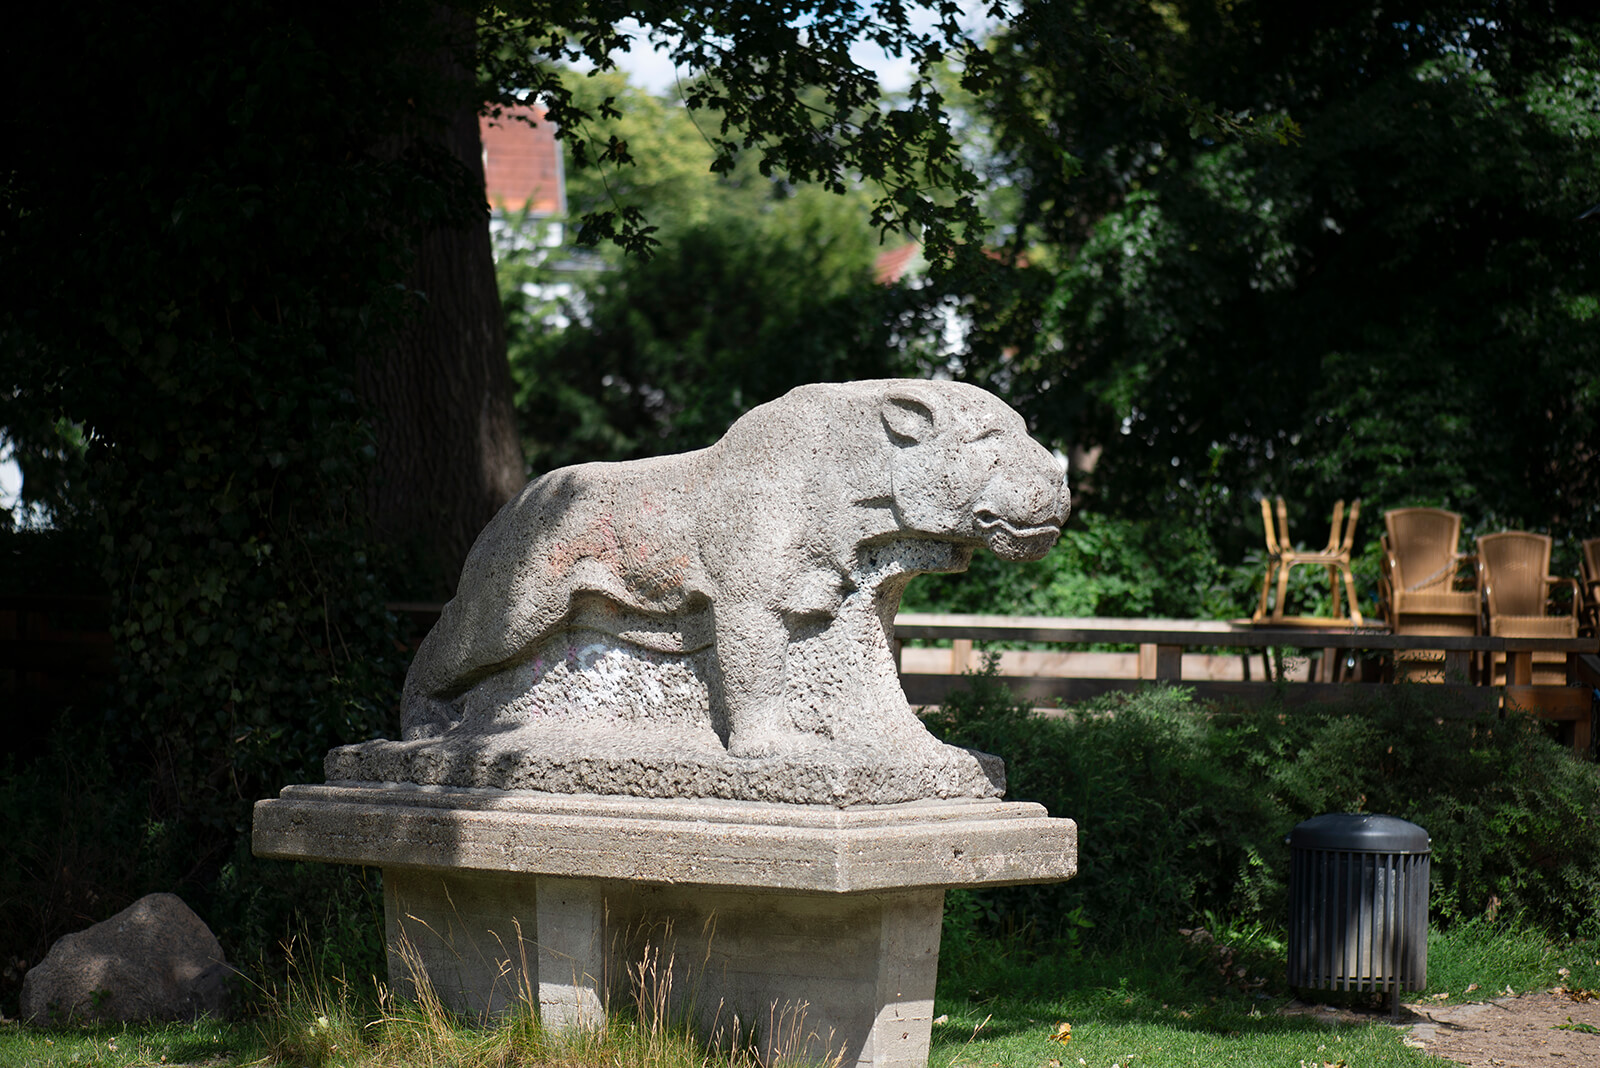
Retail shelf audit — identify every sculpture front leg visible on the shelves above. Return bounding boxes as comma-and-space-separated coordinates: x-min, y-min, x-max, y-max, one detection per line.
712, 604, 796, 758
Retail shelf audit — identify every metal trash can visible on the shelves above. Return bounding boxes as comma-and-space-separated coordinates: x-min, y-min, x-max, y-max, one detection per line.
1286, 813, 1429, 1014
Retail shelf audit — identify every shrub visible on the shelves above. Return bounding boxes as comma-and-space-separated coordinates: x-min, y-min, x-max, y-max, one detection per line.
901, 512, 1237, 621
925, 668, 1288, 944
924, 660, 1600, 948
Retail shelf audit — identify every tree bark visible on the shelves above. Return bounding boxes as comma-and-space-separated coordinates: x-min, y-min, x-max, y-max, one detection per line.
361, 11, 526, 598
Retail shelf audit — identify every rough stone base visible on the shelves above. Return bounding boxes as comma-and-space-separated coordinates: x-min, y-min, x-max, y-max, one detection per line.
253, 784, 1078, 1068
325, 728, 1006, 807
386, 870, 944, 1067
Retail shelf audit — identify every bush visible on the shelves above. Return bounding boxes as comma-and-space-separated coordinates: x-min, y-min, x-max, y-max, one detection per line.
0, 719, 387, 1019
924, 660, 1600, 948
901, 512, 1240, 621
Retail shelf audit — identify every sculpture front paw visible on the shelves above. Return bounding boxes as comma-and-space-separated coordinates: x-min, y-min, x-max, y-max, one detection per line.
726, 728, 790, 758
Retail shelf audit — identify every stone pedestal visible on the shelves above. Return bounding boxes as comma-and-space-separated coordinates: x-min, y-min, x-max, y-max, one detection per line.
253, 783, 1077, 1067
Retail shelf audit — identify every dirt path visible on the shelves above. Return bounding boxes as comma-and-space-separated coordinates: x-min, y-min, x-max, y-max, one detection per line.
1284, 989, 1600, 1065
1400, 989, 1600, 1066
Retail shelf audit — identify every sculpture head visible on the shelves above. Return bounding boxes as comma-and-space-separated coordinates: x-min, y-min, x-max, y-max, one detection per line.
881, 382, 1070, 561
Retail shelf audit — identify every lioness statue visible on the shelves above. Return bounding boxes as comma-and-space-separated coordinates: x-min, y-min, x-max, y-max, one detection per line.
400, 379, 1069, 761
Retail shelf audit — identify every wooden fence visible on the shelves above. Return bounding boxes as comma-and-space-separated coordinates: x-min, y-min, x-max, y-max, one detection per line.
892, 612, 1600, 753
7, 598, 1596, 754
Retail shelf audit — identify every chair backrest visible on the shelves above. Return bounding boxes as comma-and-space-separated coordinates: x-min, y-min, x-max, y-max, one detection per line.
1265, 497, 1357, 558
1334, 499, 1360, 556
1583, 537, 1600, 588
1260, 498, 1284, 556
1477, 531, 1553, 619
1384, 508, 1462, 593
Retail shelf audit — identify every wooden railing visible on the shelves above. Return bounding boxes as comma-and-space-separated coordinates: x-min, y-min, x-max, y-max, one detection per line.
892, 612, 1600, 752
7, 597, 1593, 751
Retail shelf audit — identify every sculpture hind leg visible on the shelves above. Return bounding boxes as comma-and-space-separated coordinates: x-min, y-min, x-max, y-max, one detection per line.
400, 584, 567, 739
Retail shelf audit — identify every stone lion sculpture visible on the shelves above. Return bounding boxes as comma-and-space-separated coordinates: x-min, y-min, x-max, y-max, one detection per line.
331, 379, 1069, 804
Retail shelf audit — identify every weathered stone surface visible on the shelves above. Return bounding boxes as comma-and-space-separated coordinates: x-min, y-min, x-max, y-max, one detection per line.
383, 870, 947, 1068
20, 893, 232, 1024
252, 784, 1078, 893
253, 786, 1077, 1066
326, 707, 1005, 806
362, 379, 1069, 804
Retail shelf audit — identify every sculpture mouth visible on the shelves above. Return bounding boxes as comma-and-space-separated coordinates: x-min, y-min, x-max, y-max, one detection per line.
975, 512, 1063, 561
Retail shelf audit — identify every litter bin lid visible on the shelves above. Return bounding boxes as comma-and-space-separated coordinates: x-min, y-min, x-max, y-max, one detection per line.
1287, 813, 1430, 853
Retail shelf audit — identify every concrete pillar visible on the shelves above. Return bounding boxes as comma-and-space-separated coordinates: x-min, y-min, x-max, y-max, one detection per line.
533, 876, 607, 1031
607, 883, 943, 1067
384, 869, 538, 1018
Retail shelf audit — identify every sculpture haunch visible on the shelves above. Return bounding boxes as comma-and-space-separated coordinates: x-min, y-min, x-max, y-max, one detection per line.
333, 379, 1070, 805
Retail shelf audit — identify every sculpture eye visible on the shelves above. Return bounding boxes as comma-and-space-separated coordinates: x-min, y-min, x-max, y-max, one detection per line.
968, 427, 1003, 444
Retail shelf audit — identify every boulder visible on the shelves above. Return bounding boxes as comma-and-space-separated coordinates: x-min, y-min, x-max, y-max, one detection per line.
21, 892, 232, 1024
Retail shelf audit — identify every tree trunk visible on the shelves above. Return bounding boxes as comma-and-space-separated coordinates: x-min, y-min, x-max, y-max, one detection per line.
361, 12, 526, 599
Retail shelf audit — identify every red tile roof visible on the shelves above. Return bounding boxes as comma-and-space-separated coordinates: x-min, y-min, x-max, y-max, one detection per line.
873, 241, 1028, 283
480, 104, 564, 216
874, 242, 921, 284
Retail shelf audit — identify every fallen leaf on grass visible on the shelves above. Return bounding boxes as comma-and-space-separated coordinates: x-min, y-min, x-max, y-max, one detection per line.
1049, 1021, 1073, 1044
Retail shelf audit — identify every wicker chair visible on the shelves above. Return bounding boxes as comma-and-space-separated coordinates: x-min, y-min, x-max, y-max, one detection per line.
1378, 508, 1480, 682
1581, 537, 1600, 638
1252, 497, 1363, 626
1477, 531, 1581, 685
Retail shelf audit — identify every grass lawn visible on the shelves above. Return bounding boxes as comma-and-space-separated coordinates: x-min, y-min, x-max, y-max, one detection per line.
0, 1016, 247, 1067
929, 919, 1600, 1068
928, 965, 1416, 1067
931, 939, 1421, 1068
3, 921, 1596, 1067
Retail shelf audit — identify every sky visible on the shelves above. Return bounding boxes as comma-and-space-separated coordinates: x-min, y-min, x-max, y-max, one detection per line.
0, 443, 19, 519
597, 5, 1000, 96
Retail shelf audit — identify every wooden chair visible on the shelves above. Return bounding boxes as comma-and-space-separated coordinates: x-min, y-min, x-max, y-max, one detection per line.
1378, 508, 1479, 681
1477, 531, 1580, 685
1581, 537, 1600, 638
1252, 497, 1363, 626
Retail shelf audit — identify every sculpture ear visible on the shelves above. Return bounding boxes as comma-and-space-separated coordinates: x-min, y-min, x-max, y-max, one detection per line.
882, 392, 935, 444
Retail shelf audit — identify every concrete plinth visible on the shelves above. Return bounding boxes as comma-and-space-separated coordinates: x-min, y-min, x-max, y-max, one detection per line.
254, 784, 1077, 1067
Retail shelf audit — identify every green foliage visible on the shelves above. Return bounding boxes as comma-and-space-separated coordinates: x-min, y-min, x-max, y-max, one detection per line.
501, 74, 949, 471
957, 2, 1600, 557
924, 662, 1600, 950
1422, 919, 1600, 1002
0, 0, 1009, 1017
0, 721, 385, 1019
481, 2, 1007, 263
0, 0, 459, 1013
903, 510, 1238, 620
507, 203, 931, 470
1252, 686, 1600, 936
215, 857, 387, 1008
